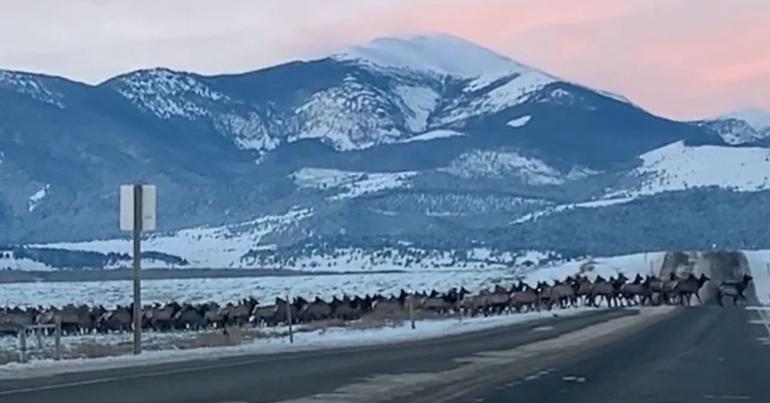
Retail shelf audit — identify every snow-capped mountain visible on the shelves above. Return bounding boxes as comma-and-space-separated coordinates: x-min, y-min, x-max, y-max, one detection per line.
695, 108, 770, 145
723, 109, 770, 131
3, 33, 767, 269
334, 33, 532, 79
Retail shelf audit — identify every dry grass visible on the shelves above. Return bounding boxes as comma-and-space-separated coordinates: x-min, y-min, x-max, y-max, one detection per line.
67, 342, 128, 359
1, 310, 452, 364
0, 351, 14, 365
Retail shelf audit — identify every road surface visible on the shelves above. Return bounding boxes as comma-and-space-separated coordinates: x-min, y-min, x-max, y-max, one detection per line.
462, 306, 770, 403
0, 307, 766, 403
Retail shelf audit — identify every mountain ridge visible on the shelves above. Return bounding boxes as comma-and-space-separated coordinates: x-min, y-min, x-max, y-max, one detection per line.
0, 33, 759, 267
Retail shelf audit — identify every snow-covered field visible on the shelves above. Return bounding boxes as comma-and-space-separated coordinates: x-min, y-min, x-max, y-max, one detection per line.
0, 269, 516, 308
35, 208, 313, 269
4, 248, 766, 310
744, 250, 770, 305
609, 141, 770, 198
0, 252, 666, 309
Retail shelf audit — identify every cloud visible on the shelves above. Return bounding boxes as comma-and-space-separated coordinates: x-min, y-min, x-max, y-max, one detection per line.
0, 0, 767, 118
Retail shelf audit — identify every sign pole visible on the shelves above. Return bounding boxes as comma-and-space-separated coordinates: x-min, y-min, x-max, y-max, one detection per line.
286, 292, 294, 344
132, 184, 143, 355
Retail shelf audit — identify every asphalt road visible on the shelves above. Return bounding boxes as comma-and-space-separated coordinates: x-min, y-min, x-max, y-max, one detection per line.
1, 306, 766, 403
464, 306, 770, 403
0, 309, 629, 403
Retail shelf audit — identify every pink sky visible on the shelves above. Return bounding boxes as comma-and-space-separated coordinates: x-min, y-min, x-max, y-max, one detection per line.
1, 0, 768, 119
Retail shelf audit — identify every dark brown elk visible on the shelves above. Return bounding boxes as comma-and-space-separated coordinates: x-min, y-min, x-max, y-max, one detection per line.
646, 275, 664, 305
0, 307, 36, 335
620, 274, 647, 306
274, 297, 299, 325
588, 274, 627, 307
509, 282, 538, 312
145, 302, 180, 331
219, 298, 258, 326
173, 304, 208, 330
299, 297, 333, 322
547, 280, 576, 309
716, 274, 753, 306
98, 305, 132, 333
251, 304, 278, 326
574, 276, 593, 305
673, 274, 710, 305
331, 296, 358, 320
661, 273, 680, 305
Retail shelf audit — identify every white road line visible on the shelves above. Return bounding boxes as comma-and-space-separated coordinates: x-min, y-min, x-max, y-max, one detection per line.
704, 395, 752, 400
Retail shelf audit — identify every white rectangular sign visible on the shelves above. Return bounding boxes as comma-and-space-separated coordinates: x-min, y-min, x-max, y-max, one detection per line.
120, 185, 157, 231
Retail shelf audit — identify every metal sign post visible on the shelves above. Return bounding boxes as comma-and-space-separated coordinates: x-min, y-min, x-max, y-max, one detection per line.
408, 295, 415, 330
132, 185, 143, 355
120, 184, 156, 355
285, 292, 294, 344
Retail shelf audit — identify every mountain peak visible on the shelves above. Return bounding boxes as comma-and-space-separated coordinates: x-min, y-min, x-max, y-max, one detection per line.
721, 108, 770, 131
333, 33, 533, 79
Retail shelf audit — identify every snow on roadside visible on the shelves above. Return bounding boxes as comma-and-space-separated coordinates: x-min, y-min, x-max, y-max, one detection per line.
744, 250, 770, 305
0, 307, 595, 379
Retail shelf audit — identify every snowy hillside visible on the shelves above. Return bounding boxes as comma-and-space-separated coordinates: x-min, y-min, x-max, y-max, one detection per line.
334, 33, 531, 80
608, 141, 770, 198
0, 32, 748, 256
697, 117, 770, 145
722, 109, 770, 131
38, 209, 314, 269
441, 149, 586, 185
291, 168, 417, 200
0, 70, 65, 108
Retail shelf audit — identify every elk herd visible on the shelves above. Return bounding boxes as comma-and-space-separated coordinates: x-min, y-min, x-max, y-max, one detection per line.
0, 271, 755, 337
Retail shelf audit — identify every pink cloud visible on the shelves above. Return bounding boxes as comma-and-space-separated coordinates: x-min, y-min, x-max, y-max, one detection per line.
0, 0, 767, 119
